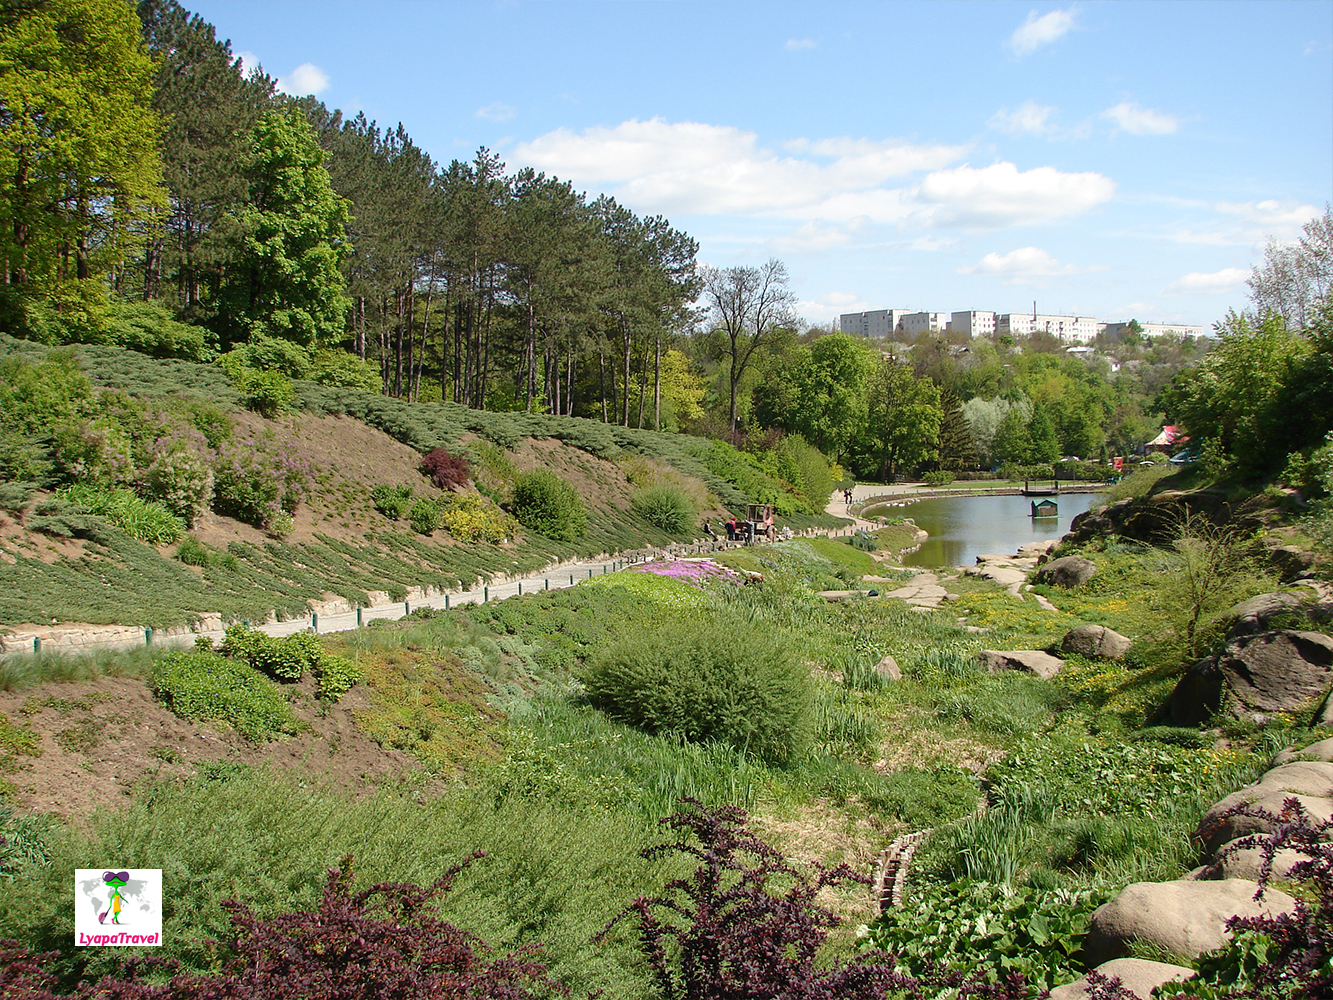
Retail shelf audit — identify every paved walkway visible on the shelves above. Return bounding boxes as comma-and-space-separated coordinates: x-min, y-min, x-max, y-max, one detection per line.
2, 515, 866, 658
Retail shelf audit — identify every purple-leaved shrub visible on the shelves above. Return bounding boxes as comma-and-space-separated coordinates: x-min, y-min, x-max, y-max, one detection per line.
0, 856, 558, 999
421, 447, 471, 490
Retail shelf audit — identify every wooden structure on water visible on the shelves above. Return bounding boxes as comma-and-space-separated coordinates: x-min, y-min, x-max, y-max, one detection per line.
1030, 498, 1059, 518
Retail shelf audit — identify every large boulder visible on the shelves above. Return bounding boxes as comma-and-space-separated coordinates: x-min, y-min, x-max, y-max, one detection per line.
1166, 629, 1333, 726
1195, 786, 1333, 854
1220, 630, 1333, 717
1083, 878, 1297, 967
1048, 959, 1194, 1000
873, 654, 901, 682
1210, 838, 1308, 881
977, 649, 1064, 680
1034, 556, 1097, 588
1061, 624, 1132, 660
1225, 592, 1332, 639
1272, 736, 1333, 766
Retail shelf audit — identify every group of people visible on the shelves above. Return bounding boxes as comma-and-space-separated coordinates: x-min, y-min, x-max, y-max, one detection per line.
701, 518, 764, 543
843, 488, 854, 504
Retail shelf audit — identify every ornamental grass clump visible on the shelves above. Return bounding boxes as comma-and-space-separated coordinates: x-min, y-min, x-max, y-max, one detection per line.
630, 483, 696, 534
579, 614, 812, 765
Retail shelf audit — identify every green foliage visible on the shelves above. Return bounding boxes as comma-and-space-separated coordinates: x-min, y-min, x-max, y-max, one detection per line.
212, 437, 311, 528
0, 350, 93, 437
630, 483, 696, 533
408, 496, 443, 534
579, 614, 813, 765
220, 623, 362, 699
865, 880, 1109, 992
149, 648, 301, 740
142, 440, 215, 526
55, 483, 185, 543
923, 469, 956, 486
311, 349, 380, 392
0, 0, 165, 324
233, 365, 296, 417
214, 108, 351, 349
371, 483, 414, 520
103, 301, 210, 361
509, 470, 587, 540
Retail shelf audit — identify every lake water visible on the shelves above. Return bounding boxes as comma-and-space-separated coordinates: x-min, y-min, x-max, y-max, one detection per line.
882, 492, 1104, 569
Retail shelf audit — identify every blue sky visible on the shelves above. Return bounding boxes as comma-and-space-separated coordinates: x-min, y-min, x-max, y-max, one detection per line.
188, 0, 1332, 330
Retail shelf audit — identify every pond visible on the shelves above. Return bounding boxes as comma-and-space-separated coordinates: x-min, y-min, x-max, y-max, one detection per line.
884, 492, 1105, 569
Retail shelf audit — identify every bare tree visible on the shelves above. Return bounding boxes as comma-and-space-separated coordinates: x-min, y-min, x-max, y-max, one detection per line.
1247, 206, 1333, 330
700, 258, 796, 432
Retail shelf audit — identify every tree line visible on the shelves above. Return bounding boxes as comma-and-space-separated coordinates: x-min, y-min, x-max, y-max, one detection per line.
2, 1, 1328, 485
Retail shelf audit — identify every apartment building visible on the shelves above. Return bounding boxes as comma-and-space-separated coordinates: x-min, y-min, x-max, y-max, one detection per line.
839, 309, 911, 337
947, 310, 995, 336
996, 313, 1103, 343
901, 311, 950, 336
1102, 321, 1208, 340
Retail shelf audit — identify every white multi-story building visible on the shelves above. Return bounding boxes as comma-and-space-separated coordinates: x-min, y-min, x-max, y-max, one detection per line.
1102, 321, 1208, 340
948, 310, 995, 337
901, 311, 950, 336
839, 309, 910, 338
997, 313, 1103, 343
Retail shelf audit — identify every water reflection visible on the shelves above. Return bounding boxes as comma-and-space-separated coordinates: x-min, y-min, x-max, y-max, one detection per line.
892, 492, 1103, 569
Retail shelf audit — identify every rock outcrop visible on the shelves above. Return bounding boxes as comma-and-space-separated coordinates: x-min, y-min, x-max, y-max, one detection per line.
1083, 878, 1297, 967
1034, 556, 1097, 588
1049, 958, 1194, 1000
1167, 629, 1333, 726
1061, 624, 1132, 660
976, 649, 1064, 680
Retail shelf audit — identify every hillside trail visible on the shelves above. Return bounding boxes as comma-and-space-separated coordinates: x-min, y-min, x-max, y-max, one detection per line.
3, 501, 867, 658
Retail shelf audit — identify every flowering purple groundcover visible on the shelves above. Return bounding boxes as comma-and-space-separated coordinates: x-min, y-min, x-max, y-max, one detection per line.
628, 559, 739, 587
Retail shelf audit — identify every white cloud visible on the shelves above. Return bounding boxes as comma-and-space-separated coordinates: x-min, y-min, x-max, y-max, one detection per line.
1165, 267, 1250, 294
770, 220, 864, 253
476, 102, 516, 122
1167, 199, 1323, 245
989, 101, 1057, 137
917, 162, 1115, 228
512, 118, 967, 221
1103, 101, 1178, 135
786, 38, 816, 51
960, 246, 1088, 283
1008, 8, 1075, 57
795, 291, 869, 322
277, 62, 329, 96
234, 50, 261, 78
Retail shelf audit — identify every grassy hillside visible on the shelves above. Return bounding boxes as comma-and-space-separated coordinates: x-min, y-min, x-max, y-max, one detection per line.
0, 336, 844, 631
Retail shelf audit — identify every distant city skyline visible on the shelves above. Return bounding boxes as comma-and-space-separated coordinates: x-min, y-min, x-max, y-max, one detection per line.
188, 0, 1333, 329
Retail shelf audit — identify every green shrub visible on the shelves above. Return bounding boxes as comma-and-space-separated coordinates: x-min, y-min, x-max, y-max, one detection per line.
509, 470, 586, 540
311, 349, 380, 392
104, 302, 209, 361
0, 349, 93, 437
57, 484, 185, 544
237, 367, 295, 418
222, 624, 316, 681
142, 441, 214, 526
408, 497, 443, 534
50, 418, 135, 486
149, 649, 300, 740
371, 484, 414, 520
630, 484, 696, 533
212, 438, 311, 528
579, 615, 813, 765
220, 625, 361, 700
923, 469, 956, 486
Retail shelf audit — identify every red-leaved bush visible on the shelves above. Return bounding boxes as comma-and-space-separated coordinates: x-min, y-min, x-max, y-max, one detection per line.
420, 447, 471, 490
600, 800, 1029, 1000
0, 854, 557, 1000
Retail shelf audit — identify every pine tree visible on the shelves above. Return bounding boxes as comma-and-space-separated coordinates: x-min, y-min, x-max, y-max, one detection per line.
936, 390, 978, 471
